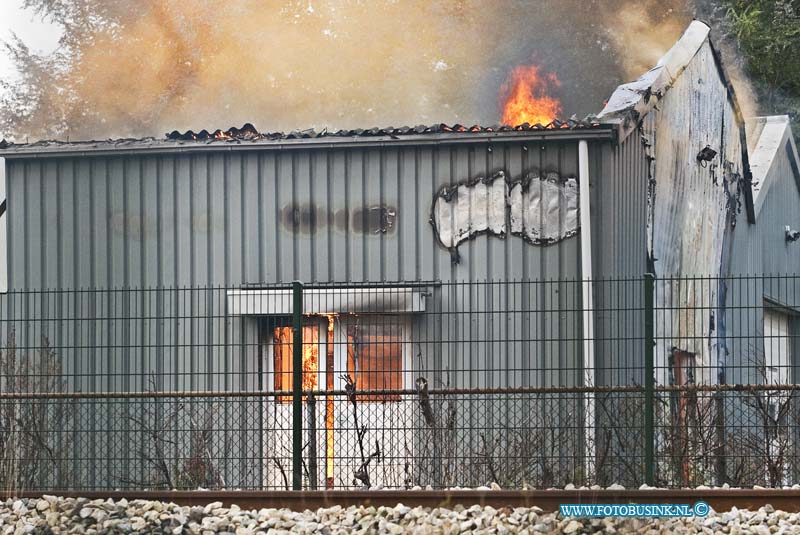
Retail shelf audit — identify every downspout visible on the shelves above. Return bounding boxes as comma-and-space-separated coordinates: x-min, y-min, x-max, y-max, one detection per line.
578, 140, 596, 479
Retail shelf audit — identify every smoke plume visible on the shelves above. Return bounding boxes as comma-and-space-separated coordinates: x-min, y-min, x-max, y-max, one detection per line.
606, 1, 689, 78
2, 0, 757, 141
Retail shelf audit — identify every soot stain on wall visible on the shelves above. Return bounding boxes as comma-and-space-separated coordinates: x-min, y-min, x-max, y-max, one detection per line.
281, 204, 321, 233
352, 206, 396, 234
281, 204, 397, 235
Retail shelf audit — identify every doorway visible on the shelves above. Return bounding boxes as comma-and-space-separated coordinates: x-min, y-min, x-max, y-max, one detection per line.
260, 314, 411, 488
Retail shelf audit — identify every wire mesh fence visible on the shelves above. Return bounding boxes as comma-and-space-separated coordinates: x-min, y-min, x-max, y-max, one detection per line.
0, 275, 798, 491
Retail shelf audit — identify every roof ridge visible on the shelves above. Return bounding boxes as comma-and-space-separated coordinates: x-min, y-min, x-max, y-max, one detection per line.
1, 117, 605, 149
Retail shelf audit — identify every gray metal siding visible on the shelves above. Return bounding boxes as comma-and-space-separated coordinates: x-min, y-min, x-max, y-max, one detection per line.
725, 139, 800, 382
634, 40, 749, 386
591, 133, 648, 279
720, 131, 800, 474
591, 136, 649, 386
1, 140, 622, 489
0, 140, 612, 397
730, 145, 800, 276
0, 140, 636, 391
3, 141, 599, 290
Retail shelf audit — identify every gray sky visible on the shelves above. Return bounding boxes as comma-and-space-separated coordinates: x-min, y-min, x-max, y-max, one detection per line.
0, 0, 61, 82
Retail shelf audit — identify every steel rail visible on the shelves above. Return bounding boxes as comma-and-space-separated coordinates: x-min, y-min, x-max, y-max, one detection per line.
5, 489, 800, 513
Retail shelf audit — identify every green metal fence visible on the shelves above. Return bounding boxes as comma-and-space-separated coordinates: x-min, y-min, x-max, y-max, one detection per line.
1, 275, 798, 491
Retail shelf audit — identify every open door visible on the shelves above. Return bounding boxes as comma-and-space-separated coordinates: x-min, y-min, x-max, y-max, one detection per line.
235, 287, 427, 488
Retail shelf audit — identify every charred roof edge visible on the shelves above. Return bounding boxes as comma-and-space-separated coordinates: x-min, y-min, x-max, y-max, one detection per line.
0, 127, 616, 159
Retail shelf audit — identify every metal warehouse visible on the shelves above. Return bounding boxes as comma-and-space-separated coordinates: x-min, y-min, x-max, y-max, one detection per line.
1, 21, 799, 491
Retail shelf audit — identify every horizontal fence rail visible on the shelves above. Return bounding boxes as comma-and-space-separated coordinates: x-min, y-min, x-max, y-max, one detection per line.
0, 275, 799, 492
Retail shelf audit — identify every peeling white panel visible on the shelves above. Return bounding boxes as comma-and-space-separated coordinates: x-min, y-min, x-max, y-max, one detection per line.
509, 174, 579, 244
508, 183, 523, 234
467, 182, 489, 234
431, 170, 579, 260
451, 184, 472, 245
487, 177, 507, 235
431, 172, 508, 251
432, 191, 455, 249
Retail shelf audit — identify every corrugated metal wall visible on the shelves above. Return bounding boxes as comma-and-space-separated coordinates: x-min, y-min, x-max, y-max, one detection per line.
648, 41, 745, 280
725, 135, 800, 384
730, 139, 800, 276
0, 138, 653, 382
592, 139, 648, 280
3, 141, 601, 289
0, 137, 654, 488
0, 139, 613, 390
0, 137, 653, 387
592, 138, 649, 387
640, 40, 748, 386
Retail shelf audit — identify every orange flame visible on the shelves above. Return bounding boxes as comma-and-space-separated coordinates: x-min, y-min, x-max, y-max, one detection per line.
273, 325, 318, 402
500, 64, 562, 127
301, 334, 318, 392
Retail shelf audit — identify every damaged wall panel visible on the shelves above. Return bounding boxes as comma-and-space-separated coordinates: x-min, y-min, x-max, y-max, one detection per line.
430, 171, 508, 260
509, 173, 579, 245
430, 170, 580, 261
636, 39, 746, 385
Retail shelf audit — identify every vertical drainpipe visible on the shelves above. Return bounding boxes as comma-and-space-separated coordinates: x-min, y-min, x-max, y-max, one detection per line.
578, 140, 596, 480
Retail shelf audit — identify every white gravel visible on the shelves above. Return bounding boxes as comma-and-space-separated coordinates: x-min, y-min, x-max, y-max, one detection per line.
1, 496, 797, 534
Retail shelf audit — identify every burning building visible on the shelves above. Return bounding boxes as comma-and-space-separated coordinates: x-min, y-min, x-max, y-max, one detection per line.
0, 21, 798, 489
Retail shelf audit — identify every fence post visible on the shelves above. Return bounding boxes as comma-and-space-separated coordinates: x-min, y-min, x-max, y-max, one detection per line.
292, 280, 304, 490
644, 273, 656, 486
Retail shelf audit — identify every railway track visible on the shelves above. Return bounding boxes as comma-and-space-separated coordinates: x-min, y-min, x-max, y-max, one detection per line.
7, 489, 800, 513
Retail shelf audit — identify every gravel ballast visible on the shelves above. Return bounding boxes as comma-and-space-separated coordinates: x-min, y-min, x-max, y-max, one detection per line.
1, 496, 796, 534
